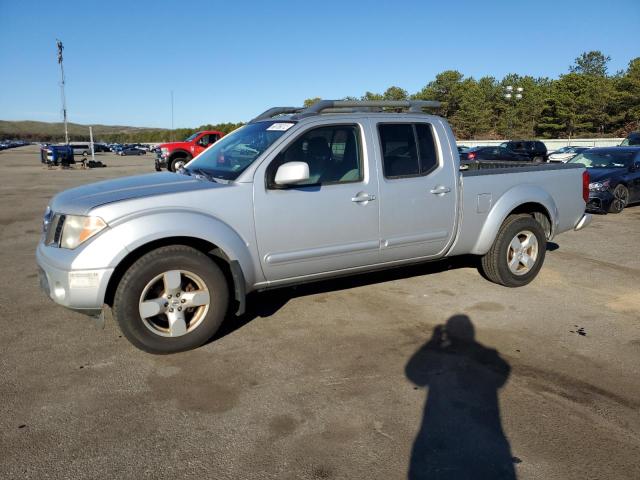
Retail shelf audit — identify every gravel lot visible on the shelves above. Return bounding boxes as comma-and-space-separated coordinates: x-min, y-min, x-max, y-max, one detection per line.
1, 146, 639, 479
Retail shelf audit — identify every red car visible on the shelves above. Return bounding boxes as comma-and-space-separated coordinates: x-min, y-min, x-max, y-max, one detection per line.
155, 130, 225, 171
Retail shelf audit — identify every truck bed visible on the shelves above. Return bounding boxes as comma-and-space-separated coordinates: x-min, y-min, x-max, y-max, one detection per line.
448, 162, 586, 256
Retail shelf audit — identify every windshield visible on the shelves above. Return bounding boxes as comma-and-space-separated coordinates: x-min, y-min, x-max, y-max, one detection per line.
569, 151, 634, 168
185, 121, 295, 180
184, 133, 200, 142
621, 135, 640, 146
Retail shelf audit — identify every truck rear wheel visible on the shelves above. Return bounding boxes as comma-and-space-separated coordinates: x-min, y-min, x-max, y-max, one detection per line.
113, 245, 229, 354
480, 214, 546, 287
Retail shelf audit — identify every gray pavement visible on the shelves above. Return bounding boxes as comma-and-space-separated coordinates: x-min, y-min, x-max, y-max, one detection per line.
1, 146, 639, 479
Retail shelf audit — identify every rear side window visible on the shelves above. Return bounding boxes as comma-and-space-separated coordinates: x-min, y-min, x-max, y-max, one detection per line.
378, 123, 439, 179
415, 124, 438, 174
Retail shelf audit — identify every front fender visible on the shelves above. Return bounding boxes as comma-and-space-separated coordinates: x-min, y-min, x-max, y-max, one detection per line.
471, 185, 558, 255
71, 209, 259, 288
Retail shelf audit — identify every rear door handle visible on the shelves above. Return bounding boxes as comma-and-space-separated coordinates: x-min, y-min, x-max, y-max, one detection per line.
351, 192, 376, 203
430, 186, 451, 195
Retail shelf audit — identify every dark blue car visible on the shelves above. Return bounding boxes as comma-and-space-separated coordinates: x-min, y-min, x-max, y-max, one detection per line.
569, 147, 640, 213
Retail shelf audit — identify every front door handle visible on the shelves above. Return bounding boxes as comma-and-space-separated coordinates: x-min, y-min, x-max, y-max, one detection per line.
351, 192, 376, 203
430, 185, 451, 195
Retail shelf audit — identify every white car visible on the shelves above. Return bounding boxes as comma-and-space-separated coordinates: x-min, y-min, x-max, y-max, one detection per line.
548, 146, 589, 162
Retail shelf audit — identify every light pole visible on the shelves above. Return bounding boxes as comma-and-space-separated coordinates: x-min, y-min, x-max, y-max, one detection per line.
504, 85, 523, 140
56, 39, 69, 144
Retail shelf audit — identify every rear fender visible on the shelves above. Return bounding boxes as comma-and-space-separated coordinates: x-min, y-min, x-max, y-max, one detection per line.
471, 185, 558, 255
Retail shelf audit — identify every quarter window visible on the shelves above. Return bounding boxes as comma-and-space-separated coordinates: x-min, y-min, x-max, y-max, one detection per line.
379, 123, 439, 179
267, 125, 362, 188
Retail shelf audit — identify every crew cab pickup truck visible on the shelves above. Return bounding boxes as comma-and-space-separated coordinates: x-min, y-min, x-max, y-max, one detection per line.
155, 130, 224, 172
37, 100, 591, 353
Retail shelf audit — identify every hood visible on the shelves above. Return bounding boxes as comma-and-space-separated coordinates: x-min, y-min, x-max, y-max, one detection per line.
50, 172, 225, 215
586, 168, 626, 183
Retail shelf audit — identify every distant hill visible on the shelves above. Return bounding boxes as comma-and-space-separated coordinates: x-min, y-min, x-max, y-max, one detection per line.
0, 120, 169, 143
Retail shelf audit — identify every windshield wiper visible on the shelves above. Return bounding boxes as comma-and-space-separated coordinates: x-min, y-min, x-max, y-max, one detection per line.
189, 168, 218, 183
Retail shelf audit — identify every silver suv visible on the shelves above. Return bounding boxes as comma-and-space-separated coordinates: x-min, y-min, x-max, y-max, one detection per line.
37, 100, 591, 353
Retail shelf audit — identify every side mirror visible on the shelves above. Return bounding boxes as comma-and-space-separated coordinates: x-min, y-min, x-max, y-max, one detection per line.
274, 161, 309, 185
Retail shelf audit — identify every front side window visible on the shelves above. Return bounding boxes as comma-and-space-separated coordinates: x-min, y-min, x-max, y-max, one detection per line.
267, 124, 362, 188
379, 123, 439, 178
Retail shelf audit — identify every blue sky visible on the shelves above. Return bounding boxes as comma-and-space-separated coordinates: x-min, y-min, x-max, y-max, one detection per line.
0, 0, 638, 128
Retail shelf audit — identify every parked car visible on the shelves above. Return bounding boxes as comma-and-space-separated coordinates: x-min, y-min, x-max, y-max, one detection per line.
569, 147, 640, 213
93, 143, 111, 153
460, 146, 530, 162
68, 143, 92, 156
548, 146, 590, 163
620, 132, 640, 146
36, 99, 591, 353
155, 130, 225, 172
500, 140, 548, 162
118, 147, 147, 156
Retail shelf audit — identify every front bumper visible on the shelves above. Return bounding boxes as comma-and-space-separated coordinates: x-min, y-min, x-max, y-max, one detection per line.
36, 243, 113, 316
155, 152, 168, 170
586, 191, 613, 213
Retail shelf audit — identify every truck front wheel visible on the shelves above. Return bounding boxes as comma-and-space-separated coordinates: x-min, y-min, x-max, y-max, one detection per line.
169, 156, 189, 172
480, 214, 546, 287
113, 245, 229, 353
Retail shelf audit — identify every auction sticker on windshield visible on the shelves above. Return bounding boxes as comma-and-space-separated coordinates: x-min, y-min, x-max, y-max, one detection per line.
266, 123, 295, 131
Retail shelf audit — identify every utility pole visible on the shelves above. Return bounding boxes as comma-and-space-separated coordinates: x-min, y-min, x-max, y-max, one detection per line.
170, 90, 174, 142
56, 39, 69, 144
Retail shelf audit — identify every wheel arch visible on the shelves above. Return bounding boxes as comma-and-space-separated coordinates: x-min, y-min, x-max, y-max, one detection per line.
168, 149, 192, 161
104, 235, 247, 315
471, 185, 557, 255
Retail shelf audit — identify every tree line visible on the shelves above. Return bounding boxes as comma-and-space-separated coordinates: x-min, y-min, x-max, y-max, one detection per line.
97, 122, 244, 144
306, 51, 639, 140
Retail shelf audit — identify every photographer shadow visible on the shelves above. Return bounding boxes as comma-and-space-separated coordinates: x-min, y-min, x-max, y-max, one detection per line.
405, 315, 516, 479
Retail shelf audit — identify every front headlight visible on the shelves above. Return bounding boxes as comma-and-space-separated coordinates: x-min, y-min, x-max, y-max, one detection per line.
588, 180, 610, 192
60, 215, 107, 249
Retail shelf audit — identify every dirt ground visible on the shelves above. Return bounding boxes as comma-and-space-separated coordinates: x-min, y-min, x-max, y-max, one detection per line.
1, 146, 639, 479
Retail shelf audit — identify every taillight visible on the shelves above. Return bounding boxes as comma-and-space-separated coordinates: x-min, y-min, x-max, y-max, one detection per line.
468, 152, 476, 160
582, 170, 589, 203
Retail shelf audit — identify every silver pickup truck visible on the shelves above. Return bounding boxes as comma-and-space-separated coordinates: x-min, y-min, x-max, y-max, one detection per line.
37, 100, 591, 353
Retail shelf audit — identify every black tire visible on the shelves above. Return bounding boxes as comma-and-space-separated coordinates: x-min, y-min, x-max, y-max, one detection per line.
169, 156, 189, 172
480, 214, 546, 287
608, 185, 629, 214
113, 245, 229, 354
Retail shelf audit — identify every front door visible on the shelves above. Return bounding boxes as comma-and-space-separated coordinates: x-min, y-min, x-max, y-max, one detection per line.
253, 122, 380, 282
375, 121, 458, 262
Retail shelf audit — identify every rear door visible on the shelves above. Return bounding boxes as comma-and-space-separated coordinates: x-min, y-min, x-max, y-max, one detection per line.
253, 121, 381, 282
375, 120, 458, 262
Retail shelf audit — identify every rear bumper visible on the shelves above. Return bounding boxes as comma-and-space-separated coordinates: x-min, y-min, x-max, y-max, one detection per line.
36, 244, 113, 316
574, 213, 592, 231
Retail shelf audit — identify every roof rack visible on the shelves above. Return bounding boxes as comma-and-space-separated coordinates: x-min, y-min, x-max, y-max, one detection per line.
250, 99, 441, 123
298, 100, 441, 117
250, 107, 304, 122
